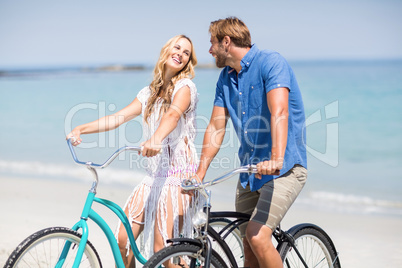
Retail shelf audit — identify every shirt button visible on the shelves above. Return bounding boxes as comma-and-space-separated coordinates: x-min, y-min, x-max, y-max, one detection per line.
242, 112, 245, 115
239, 92, 242, 95
251, 86, 254, 89
251, 149, 254, 152
245, 131, 247, 134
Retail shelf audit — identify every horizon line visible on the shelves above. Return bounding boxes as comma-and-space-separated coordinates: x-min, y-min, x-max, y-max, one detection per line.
1, 58, 402, 74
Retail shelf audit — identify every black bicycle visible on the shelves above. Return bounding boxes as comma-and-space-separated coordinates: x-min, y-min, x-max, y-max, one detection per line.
144, 165, 341, 268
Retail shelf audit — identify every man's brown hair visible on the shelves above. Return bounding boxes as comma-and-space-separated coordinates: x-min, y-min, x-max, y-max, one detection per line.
209, 16, 252, 48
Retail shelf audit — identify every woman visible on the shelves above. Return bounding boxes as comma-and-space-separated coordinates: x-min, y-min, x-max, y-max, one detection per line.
66, 35, 198, 267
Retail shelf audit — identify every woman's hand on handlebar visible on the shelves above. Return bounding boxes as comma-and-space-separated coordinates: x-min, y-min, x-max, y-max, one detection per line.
140, 138, 161, 157
66, 129, 82, 146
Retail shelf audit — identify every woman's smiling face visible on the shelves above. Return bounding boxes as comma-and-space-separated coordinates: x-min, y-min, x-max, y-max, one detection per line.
165, 37, 192, 74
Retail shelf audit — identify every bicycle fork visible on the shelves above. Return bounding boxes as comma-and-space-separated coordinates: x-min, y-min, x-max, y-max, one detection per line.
278, 230, 310, 268
202, 238, 213, 268
55, 189, 95, 268
201, 190, 212, 268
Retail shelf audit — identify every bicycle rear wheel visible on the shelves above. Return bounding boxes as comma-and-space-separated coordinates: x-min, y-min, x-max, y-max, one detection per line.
4, 226, 102, 268
143, 243, 228, 268
277, 224, 341, 268
209, 218, 244, 267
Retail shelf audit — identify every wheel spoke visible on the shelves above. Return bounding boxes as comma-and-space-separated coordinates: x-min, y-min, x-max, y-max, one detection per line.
4, 227, 101, 268
279, 226, 340, 268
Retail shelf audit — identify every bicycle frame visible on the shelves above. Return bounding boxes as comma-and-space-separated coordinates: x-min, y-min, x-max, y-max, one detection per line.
61, 139, 148, 267
67, 194, 147, 267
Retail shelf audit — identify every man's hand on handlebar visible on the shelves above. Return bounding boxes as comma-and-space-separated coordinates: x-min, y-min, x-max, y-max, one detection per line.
255, 159, 282, 179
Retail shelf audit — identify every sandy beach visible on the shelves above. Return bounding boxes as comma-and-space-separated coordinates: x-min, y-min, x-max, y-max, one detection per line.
1, 175, 401, 267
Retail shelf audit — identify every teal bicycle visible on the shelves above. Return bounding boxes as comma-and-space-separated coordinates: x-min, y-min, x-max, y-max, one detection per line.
4, 139, 244, 268
4, 139, 148, 268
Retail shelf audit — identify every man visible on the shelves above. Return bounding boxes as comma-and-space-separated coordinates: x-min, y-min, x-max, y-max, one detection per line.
196, 17, 308, 267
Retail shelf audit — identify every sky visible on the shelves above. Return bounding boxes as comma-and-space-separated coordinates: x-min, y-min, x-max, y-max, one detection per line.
0, 0, 401, 69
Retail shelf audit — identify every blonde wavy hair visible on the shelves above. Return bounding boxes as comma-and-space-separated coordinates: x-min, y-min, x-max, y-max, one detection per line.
144, 35, 197, 123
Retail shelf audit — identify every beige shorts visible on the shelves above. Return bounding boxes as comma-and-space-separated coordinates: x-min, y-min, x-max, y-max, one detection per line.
235, 165, 307, 236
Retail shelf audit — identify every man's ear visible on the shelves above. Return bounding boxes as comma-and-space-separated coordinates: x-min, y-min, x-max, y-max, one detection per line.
223, 36, 231, 46
223, 36, 231, 52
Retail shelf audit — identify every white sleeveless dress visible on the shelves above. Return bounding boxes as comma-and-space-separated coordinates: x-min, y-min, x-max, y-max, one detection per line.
116, 78, 198, 259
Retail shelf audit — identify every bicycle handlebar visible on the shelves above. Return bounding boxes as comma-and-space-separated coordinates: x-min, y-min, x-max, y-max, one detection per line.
67, 138, 142, 169
67, 138, 270, 189
181, 165, 258, 191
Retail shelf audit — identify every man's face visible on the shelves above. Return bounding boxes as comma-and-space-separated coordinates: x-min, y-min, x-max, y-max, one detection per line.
209, 36, 227, 68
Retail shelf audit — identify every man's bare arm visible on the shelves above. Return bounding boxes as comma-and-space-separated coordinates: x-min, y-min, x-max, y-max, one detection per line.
196, 106, 229, 180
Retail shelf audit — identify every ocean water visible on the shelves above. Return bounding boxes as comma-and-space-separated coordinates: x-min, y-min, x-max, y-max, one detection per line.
1, 60, 401, 217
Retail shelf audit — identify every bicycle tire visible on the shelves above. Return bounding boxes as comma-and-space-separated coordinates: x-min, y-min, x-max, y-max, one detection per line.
209, 218, 244, 267
143, 243, 228, 268
277, 224, 341, 268
4, 226, 102, 268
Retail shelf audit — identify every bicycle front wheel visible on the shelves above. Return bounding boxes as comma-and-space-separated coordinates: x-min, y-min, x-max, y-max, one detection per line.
4, 226, 102, 268
278, 224, 341, 268
143, 243, 228, 268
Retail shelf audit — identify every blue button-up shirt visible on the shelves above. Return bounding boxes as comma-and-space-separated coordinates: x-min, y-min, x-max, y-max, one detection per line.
214, 44, 307, 191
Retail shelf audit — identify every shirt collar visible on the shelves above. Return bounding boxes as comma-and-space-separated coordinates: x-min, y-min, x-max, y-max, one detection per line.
241, 44, 258, 70
226, 44, 258, 74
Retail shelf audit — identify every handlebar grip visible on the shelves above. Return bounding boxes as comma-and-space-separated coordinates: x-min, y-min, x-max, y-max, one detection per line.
66, 138, 88, 166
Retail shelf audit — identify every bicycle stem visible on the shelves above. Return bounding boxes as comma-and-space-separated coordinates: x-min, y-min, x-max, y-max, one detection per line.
86, 165, 99, 194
